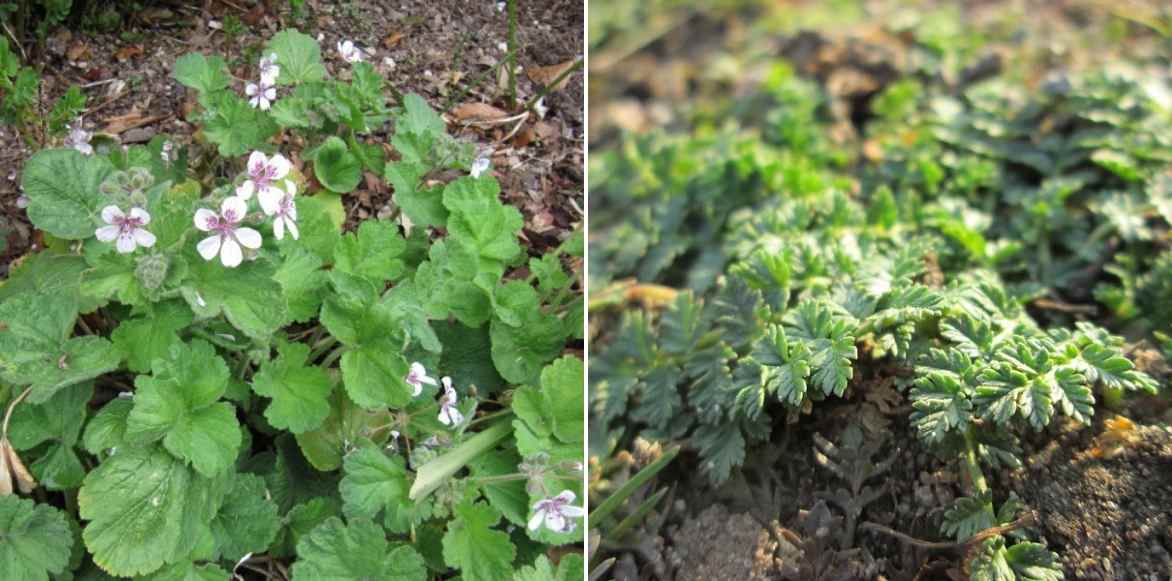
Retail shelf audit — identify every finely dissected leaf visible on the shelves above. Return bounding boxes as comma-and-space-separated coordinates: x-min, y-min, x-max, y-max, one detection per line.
251, 341, 333, 433
125, 340, 241, 477
755, 325, 812, 407
333, 219, 407, 283
339, 447, 413, 528
290, 517, 426, 581
1071, 342, 1157, 393
8, 381, 92, 489
1003, 541, 1063, 580
266, 29, 326, 85
0, 495, 72, 581
79, 446, 226, 577
691, 421, 745, 484
210, 473, 280, 562
442, 501, 517, 581
909, 372, 972, 444
111, 300, 194, 373
313, 136, 363, 193
0, 293, 120, 403
181, 257, 289, 341
172, 53, 231, 95
20, 148, 115, 239
784, 301, 858, 397
942, 492, 995, 542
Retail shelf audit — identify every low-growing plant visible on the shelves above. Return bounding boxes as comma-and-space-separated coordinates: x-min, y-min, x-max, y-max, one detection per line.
0, 28, 584, 580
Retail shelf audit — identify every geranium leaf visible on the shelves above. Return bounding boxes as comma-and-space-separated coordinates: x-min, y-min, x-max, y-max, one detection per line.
266, 29, 326, 85
251, 341, 334, 433
441, 501, 516, 581
20, 148, 115, 239
172, 53, 231, 95
0, 495, 72, 581
290, 517, 427, 581
210, 473, 280, 562
111, 300, 194, 373
313, 136, 363, 194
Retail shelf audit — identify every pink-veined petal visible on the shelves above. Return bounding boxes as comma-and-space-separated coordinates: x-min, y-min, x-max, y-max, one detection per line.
285, 216, 300, 240
286, 197, 298, 220
129, 207, 150, 224
561, 504, 586, 518
257, 187, 283, 215
544, 512, 567, 533
554, 490, 576, 503
236, 180, 256, 200
245, 83, 259, 97
194, 208, 218, 231
101, 205, 124, 224
197, 235, 222, 260
284, 179, 298, 197
527, 510, 544, 531
95, 224, 120, 242
263, 87, 276, 100
272, 215, 285, 240
268, 154, 292, 179
134, 228, 156, 248
258, 97, 271, 111
220, 237, 243, 267
115, 232, 136, 254
234, 227, 263, 249
221, 196, 248, 221
247, 151, 268, 173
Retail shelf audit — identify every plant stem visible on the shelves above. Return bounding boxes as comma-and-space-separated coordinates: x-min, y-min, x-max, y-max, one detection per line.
506, 0, 518, 108
320, 346, 346, 369
309, 335, 339, 361
523, 57, 583, 114
961, 426, 989, 495
2, 386, 33, 439
189, 328, 247, 352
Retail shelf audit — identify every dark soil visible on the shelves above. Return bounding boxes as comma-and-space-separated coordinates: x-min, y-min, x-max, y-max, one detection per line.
1011, 420, 1172, 580
0, 0, 583, 271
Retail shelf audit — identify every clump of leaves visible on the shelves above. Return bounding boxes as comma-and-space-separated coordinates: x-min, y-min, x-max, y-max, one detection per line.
0, 30, 583, 580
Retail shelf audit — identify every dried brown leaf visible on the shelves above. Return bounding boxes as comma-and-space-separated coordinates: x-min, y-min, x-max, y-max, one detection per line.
527, 60, 576, 91
452, 102, 510, 123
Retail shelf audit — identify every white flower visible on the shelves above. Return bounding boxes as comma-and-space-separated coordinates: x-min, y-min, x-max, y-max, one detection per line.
404, 361, 438, 396
386, 430, 401, 451
64, 122, 93, 155
497, 1, 506, 12
337, 40, 364, 63
470, 157, 491, 178
237, 151, 292, 200
497, 41, 507, 52
95, 205, 156, 253
246, 78, 277, 110
258, 53, 279, 84
161, 140, 174, 163
194, 197, 262, 268
15, 194, 28, 209
261, 179, 300, 241
437, 377, 464, 426
534, 97, 548, 119
529, 491, 585, 534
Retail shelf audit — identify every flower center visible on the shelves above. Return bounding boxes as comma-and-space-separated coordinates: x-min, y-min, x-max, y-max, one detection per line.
114, 215, 143, 234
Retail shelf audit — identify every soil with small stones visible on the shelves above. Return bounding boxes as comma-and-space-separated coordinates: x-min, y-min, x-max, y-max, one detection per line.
0, 0, 582, 272
1010, 421, 1172, 580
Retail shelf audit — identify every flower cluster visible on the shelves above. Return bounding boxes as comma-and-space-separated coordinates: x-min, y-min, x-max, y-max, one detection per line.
246, 53, 279, 110
404, 362, 467, 427
191, 151, 299, 267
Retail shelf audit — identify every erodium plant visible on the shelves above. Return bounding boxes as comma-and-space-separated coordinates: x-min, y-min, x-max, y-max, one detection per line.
0, 29, 584, 581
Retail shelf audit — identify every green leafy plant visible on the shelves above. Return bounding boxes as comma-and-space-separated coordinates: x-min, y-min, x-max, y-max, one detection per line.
0, 29, 583, 580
